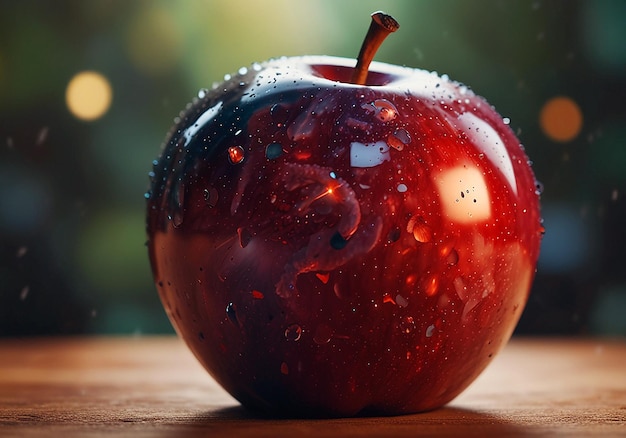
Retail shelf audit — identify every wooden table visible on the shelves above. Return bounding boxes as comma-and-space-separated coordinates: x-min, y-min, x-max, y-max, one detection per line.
0, 336, 624, 437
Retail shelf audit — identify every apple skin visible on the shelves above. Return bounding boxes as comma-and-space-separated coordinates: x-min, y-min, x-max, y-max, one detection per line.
146, 56, 542, 417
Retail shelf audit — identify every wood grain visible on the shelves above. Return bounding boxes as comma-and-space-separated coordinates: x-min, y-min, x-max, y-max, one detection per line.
0, 336, 624, 437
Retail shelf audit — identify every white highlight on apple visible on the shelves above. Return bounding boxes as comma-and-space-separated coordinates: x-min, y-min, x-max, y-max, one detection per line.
457, 112, 517, 195
435, 164, 491, 223
183, 101, 223, 146
350, 141, 391, 168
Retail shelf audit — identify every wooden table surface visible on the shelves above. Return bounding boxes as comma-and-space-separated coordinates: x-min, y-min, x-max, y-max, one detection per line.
0, 336, 624, 437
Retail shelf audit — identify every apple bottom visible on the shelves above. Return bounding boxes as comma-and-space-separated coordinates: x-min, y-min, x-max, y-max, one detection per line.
149, 228, 533, 417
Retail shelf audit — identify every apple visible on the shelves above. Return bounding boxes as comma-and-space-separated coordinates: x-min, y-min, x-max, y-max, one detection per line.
146, 12, 542, 417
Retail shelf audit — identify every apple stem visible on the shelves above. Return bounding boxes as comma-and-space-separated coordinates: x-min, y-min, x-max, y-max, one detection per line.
351, 11, 399, 85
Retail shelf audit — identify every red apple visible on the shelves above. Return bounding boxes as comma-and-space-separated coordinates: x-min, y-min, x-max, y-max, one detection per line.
146, 12, 542, 417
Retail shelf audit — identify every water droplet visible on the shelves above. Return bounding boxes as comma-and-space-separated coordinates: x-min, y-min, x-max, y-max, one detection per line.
407, 216, 432, 243
251, 290, 264, 299
396, 294, 409, 308
203, 187, 219, 207
535, 181, 544, 196
172, 209, 184, 228
198, 331, 205, 341
144, 191, 151, 200
238, 66, 248, 76
237, 227, 252, 248
265, 143, 283, 160
280, 362, 289, 375
423, 274, 439, 297
400, 316, 415, 334
252, 62, 262, 72
397, 183, 408, 193
386, 128, 412, 151
503, 117, 511, 125
387, 227, 401, 243
223, 73, 232, 81
284, 324, 302, 341
330, 231, 349, 250
228, 145, 245, 164
197, 88, 208, 99
363, 99, 398, 122
226, 302, 238, 325
426, 324, 435, 337
313, 324, 333, 345
446, 248, 459, 265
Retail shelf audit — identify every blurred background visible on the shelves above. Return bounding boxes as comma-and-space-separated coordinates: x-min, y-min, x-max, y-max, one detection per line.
1, 0, 625, 337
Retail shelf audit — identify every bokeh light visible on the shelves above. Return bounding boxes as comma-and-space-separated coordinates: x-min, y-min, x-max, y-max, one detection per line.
65, 71, 113, 121
539, 96, 583, 143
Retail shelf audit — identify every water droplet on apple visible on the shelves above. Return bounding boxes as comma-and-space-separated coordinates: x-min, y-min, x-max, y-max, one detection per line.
363, 99, 398, 122
330, 231, 348, 250
426, 324, 435, 337
237, 227, 252, 248
171, 210, 184, 228
203, 187, 219, 207
446, 248, 459, 265
197, 88, 208, 99
387, 128, 412, 151
265, 143, 283, 160
387, 227, 401, 243
407, 216, 432, 243
238, 66, 248, 76
400, 316, 415, 334
226, 302, 238, 325
535, 181, 544, 195
313, 324, 333, 345
397, 183, 408, 193
171, 180, 185, 227
228, 145, 245, 164
284, 323, 302, 341
423, 274, 439, 297
396, 294, 409, 308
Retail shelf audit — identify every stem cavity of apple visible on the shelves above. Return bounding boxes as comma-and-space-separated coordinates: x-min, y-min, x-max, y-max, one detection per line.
351, 11, 400, 86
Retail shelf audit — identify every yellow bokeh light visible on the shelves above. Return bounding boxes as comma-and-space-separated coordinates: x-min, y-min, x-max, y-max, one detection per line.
539, 96, 583, 143
66, 71, 113, 121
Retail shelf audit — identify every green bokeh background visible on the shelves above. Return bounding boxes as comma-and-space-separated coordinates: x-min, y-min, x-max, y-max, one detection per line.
1, 0, 625, 336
